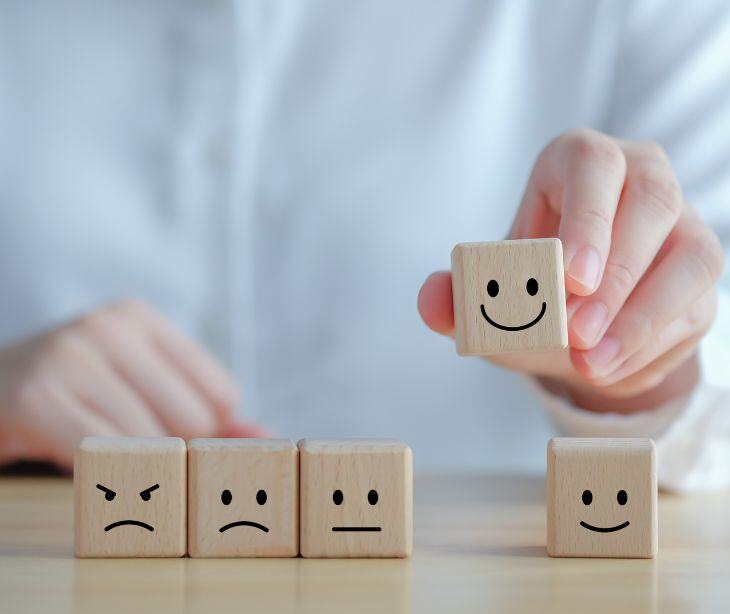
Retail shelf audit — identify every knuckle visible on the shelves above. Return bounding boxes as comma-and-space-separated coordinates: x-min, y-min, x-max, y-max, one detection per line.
603, 260, 639, 296
640, 141, 670, 164
683, 229, 725, 286
632, 161, 683, 221
573, 205, 614, 236
564, 129, 625, 173
626, 308, 655, 348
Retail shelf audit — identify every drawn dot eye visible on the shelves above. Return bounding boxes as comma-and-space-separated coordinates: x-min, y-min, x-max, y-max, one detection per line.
140, 491, 151, 502
582, 489, 593, 505
526, 278, 538, 296
256, 489, 267, 505
105, 491, 115, 502
617, 490, 628, 505
221, 489, 232, 505
333, 489, 344, 505
368, 490, 378, 505
487, 280, 499, 297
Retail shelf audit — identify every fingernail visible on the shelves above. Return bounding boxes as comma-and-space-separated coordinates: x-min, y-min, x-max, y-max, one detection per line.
568, 246, 602, 292
571, 301, 609, 346
582, 336, 621, 374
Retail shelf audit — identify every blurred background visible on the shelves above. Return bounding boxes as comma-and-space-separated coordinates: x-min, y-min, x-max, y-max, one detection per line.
1, 1, 729, 473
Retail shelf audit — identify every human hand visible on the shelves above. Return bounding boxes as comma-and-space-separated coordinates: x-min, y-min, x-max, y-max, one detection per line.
419, 129, 724, 408
0, 299, 267, 469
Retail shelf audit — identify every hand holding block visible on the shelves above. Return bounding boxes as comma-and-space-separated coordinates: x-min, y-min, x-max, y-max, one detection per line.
187, 439, 298, 557
547, 437, 657, 558
74, 437, 186, 558
299, 439, 412, 558
451, 239, 568, 355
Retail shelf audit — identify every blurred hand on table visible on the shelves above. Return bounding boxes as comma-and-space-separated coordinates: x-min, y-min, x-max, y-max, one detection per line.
0, 299, 266, 470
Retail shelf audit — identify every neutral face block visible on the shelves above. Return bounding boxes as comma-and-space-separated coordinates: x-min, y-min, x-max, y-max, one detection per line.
74, 437, 186, 558
188, 439, 298, 558
299, 439, 412, 558
451, 239, 568, 355
547, 437, 657, 558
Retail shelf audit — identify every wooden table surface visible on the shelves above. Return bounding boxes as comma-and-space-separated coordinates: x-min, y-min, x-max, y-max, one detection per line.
1, 474, 729, 613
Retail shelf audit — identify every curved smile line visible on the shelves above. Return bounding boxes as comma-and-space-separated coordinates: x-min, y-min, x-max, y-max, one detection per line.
480, 301, 546, 331
219, 521, 269, 533
104, 520, 154, 532
580, 520, 630, 533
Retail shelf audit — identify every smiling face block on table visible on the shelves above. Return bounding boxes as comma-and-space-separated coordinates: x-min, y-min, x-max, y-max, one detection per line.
299, 439, 413, 558
451, 239, 568, 355
187, 439, 298, 558
547, 437, 657, 559
74, 437, 186, 558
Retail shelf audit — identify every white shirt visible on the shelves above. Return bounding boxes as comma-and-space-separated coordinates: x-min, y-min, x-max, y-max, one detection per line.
1, 0, 729, 487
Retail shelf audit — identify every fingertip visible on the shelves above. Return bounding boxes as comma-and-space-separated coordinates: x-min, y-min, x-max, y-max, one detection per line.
417, 271, 455, 336
564, 245, 603, 296
219, 420, 272, 439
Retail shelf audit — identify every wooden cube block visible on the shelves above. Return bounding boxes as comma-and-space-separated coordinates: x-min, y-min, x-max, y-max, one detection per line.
451, 238, 568, 355
74, 437, 186, 558
299, 439, 412, 558
547, 437, 657, 558
188, 439, 298, 558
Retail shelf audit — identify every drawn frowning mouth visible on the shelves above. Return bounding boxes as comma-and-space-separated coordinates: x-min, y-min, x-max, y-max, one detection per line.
219, 521, 269, 533
104, 520, 154, 532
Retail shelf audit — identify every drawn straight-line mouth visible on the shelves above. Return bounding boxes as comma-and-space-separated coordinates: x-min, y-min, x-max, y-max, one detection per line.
480, 301, 546, 331
219, 521, 269, 533
104, 520, 154, 532
580, 520, 630, 533
331, 527, 382, 532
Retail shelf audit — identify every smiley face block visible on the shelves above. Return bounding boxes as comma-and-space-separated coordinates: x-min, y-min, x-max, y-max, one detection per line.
299, 439, 412, 558
74, 437, 186, 558
187, 439, 298, 558
451, 239, 568, 355
547, 438, 657, 558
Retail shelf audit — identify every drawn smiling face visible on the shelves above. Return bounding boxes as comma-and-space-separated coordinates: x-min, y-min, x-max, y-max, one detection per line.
480, 276, 546, 331
451, 239, 568, 355
547, 437, 658, 559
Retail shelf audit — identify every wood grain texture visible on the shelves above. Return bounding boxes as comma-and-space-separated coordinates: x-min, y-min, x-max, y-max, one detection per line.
451, 239, 568, 355
547, 437, 657, 558
299, 439, 412, 558
74, 437, 186, 558
5, 474, 730, 612
187, 439, 298, 558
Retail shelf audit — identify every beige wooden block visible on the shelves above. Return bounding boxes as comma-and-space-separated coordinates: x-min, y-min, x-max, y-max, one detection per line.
299, 439, 412, 558
188, 439, 298, 558
451, 238, 568, 355
74, 437, 186, 558
547, 437, 657, 558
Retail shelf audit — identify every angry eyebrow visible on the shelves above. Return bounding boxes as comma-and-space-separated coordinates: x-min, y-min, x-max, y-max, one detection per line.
96, 484, 116, 500
139, 484, 160, 500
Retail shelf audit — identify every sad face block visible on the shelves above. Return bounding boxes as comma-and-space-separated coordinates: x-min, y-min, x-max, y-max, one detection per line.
547, 438, 657, 558
74, 437, 186, 558
187, 439, 298, 557
451, 239, 568, 355
299, 439, 412, 558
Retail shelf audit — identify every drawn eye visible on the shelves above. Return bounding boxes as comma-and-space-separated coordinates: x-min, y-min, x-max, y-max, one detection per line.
256, 490, 267, 505
367, 490, 378, 505
221, 489, 232, 505
526, 278, 538, 296
582, 489, 593, 505
617, 490, 628, 505
96, 484, 116, 502
140, 484, 160, 501
333, 489, 344, 505
487, 280, 499, 297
